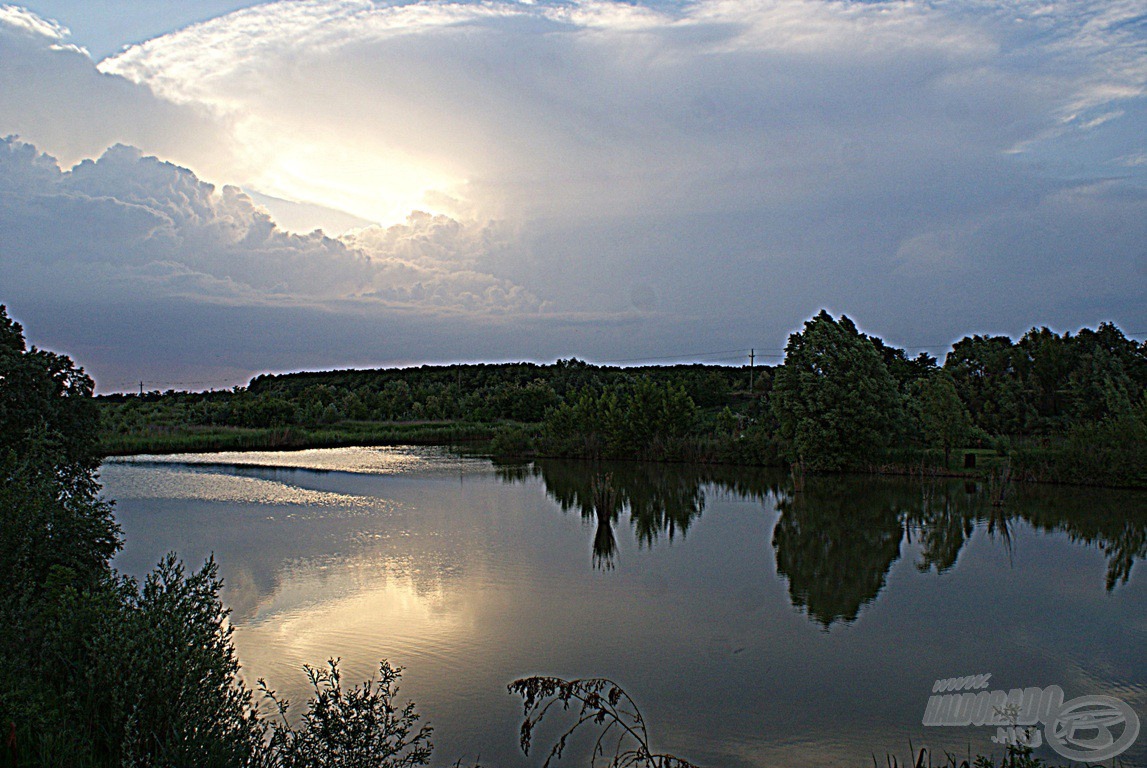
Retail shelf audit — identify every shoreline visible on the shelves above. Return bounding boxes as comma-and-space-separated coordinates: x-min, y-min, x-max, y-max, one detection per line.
99, 425, 1147, 492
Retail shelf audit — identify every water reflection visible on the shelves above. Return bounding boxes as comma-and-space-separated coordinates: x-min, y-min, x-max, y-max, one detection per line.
499, 460, 782, 570
901, 483, 980, 574
102, 449, 1147, 767
777, 477, 1147, 625
773, 477, 908, 627
1009, 484, 1147, 590
507, 460, 1147, 625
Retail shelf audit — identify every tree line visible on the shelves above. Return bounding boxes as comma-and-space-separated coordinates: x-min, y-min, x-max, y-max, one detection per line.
98, 310, 1147, 487
767, 311, 1145, 484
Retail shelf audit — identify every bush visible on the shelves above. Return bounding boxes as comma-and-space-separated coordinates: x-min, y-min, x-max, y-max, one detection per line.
262, 659, 433, 768
490, 425, 537, 457
1010, 402, 1147, 488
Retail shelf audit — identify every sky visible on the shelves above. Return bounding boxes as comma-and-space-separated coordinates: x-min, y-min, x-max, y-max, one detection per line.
0, 0, 1144, 393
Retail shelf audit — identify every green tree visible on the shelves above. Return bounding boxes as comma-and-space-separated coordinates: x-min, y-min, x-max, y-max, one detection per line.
869, 336, 937, 392
2, 305, 446, 766
911, 370, 976, 466
771, 311, 906, 470
540, 378, 697, 459
0, 305, 119, 593
0, 305, 264, 766
944, 334, 1033, 436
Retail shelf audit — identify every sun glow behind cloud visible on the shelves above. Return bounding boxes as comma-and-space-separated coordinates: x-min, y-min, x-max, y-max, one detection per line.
232, 126, 464, 227
97, 0, 515, 226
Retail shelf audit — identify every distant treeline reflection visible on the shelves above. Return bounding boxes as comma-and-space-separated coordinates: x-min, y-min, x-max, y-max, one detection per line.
502, 461, 1147, 626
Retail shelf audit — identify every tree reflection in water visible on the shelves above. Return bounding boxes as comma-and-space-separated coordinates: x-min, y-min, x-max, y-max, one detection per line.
772, 477, 907, 627
497, 460, 780, 570
1009, 483, 1147, 590
498, 459, 1147, 625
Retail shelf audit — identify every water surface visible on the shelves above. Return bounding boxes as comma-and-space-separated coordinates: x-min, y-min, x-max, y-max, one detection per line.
102, 448, 1147, 767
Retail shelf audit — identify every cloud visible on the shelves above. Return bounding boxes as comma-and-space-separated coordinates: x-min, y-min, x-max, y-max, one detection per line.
0, 4, 72, 43
0, 6, 230, 173
0, 138, 541, 314
98, 0, 1147, 220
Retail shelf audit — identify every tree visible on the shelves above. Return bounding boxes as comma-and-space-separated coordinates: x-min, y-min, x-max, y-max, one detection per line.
0, 305, 265, 766
869, 335, 936, 391
911, 370, 975, 466
0, 304, 119, 592
771, 311, 906, 471
944, 334, 1033, 436
540, 378, 698, 460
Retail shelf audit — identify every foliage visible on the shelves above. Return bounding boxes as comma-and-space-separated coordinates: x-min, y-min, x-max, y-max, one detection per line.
262, 659, 433, 768
5, 299, 1147, 765
509, 677, 700, 768
0, 308, 725, 764
910, 371, 977, 466
771, 311, 907, 470
91, 311, 1147, 486
116, 555, 267, 767
1009, 398, 1147, 488
97, 360, 756, 459
944, 324, 1147, 437
489, 425, 537, 457
0, 306, 118, 588
869, 336, 937, 392
539, 377, 699, 460
2, 552, 266, 765
0, 306, 102, 485
881, 742, 1066, 768
2, 306, 445, 767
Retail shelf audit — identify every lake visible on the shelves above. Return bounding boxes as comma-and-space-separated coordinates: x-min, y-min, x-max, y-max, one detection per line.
101, 447, 1146, 767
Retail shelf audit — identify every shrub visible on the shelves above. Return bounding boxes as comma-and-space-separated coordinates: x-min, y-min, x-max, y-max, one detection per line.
262, 659, 433, 768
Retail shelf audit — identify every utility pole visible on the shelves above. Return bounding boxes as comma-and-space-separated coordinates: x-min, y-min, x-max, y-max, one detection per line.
139, 381, 144, 396
749, 349, 755, 393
